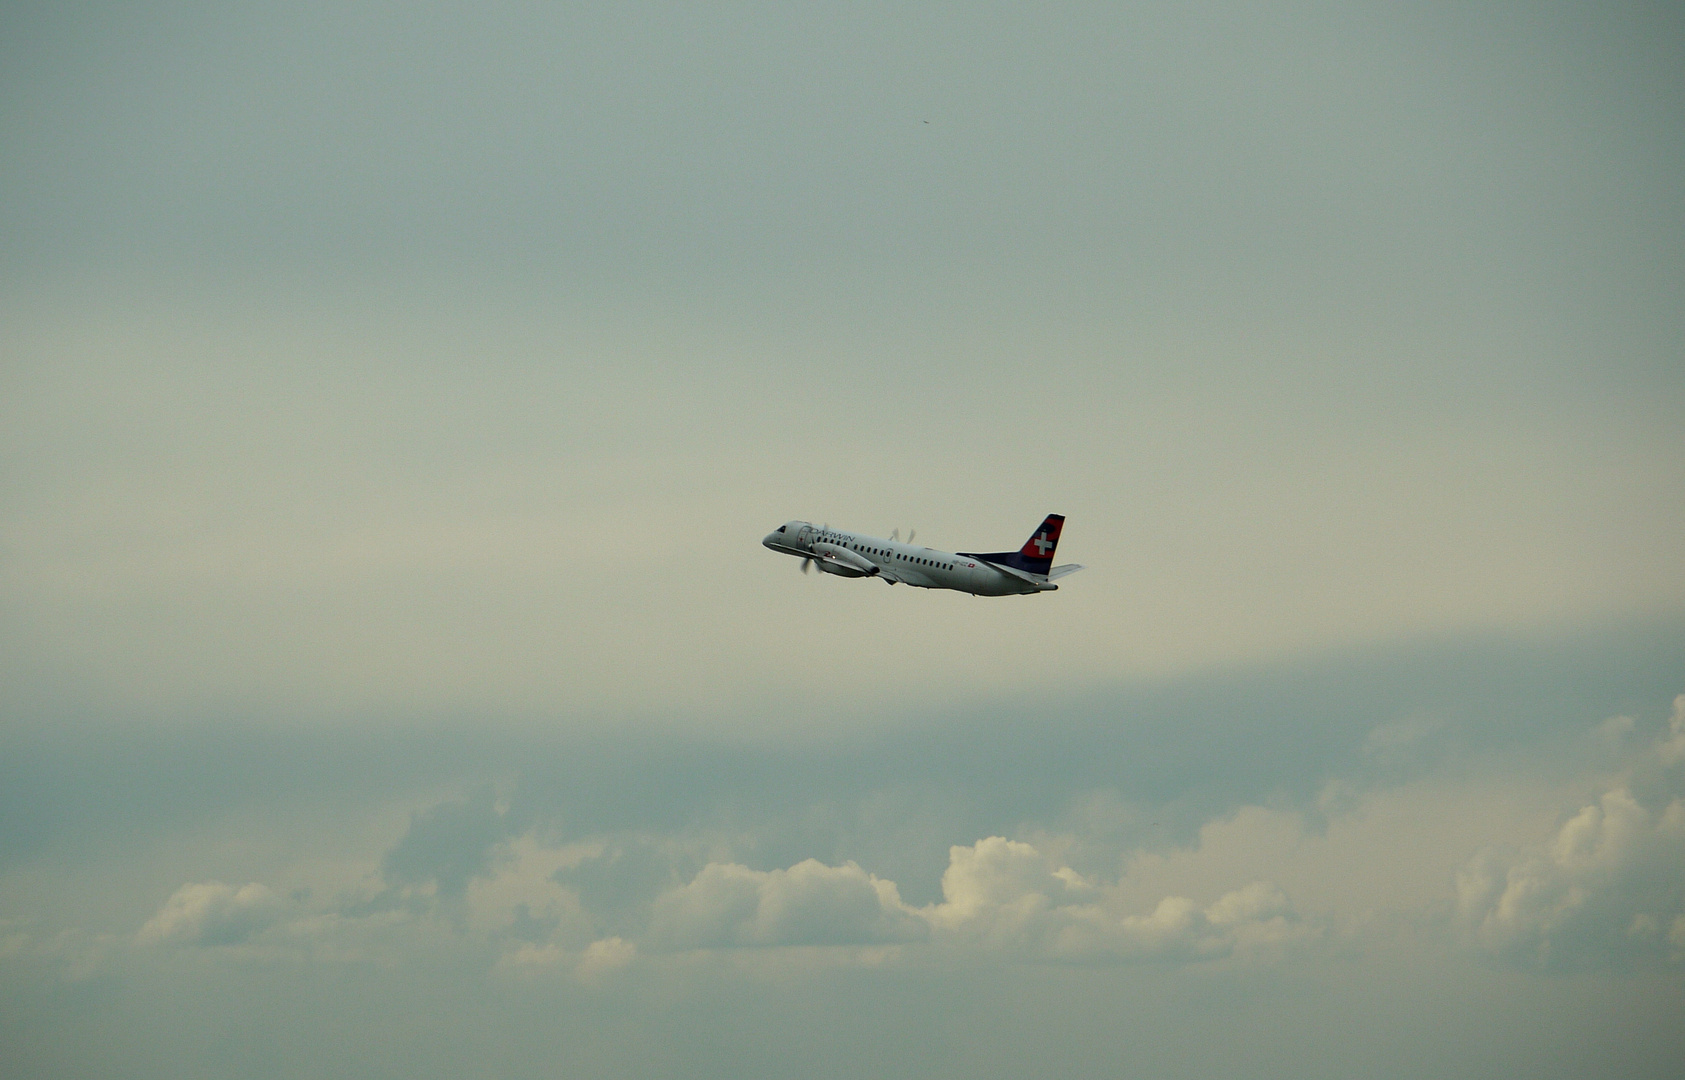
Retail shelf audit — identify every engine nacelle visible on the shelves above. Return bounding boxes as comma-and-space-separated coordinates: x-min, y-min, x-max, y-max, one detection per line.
811, 541, 877, 577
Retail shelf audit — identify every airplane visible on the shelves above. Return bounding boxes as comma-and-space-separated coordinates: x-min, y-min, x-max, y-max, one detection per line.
761, 514, 1083, 596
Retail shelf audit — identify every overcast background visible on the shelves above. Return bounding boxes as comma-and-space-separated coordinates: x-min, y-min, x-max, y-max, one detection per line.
3, 3, 1683, 1078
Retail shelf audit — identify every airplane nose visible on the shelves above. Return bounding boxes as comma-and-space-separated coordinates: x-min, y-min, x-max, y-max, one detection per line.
762, 532, 780, 549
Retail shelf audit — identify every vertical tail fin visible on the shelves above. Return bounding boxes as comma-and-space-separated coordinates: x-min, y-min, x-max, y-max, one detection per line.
1015, 514, 1064, 574
958, 514, 1066, 576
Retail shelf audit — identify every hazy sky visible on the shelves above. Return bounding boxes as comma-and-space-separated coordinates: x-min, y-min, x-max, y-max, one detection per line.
2, 3, 1683, 1078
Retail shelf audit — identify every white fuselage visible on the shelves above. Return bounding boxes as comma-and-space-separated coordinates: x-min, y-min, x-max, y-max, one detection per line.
761, 521, 1053, 596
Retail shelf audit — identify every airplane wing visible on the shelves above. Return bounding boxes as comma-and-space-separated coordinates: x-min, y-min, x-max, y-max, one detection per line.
810, 542, 869, 572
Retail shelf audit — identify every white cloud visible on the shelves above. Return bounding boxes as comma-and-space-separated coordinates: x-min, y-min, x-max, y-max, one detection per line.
640, 838, 1309, 963
1362, 713, 1446, 757
136, 882, 285, 948
575, 936, 637, 980
648, 859, 924, 950
114, 695, 1685, 978
924, 836, 1096, 950
927, 837, 1306, 961
464, 834, 599, 943
1658, 694, 1685, 766
499, 935, 636, 982
1594, 713, 1636, 748
125, 837, 1310, 970
1455, 696, 1685, 969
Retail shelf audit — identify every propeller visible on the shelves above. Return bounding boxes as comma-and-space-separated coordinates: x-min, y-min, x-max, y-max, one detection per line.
806, 523, 831, 573
890, 528, 898, 541
908, 529, 916, 543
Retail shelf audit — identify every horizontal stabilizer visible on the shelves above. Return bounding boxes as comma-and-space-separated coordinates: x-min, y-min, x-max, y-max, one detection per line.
975, 558, 1058, 591
1047, 564, 1084, 581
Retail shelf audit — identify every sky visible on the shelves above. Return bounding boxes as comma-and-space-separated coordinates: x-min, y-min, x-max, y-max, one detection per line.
1, 2, 1682, 1077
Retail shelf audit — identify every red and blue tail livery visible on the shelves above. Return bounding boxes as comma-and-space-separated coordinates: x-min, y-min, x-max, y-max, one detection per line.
1023, 514, 1063, 559
761, 514, 1082, 596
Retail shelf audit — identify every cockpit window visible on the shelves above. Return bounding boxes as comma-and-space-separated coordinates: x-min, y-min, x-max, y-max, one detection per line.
777, 526, 786, 532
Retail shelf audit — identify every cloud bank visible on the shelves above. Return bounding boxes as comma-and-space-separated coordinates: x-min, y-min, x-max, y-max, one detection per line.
925, 837, 1303, 961
648, 858, 923, 950
16, 675, 1684, 1079
115, 692, 1685, 981
1457, 696, 1685, 970
132, 829, 1306, 972
136, 882, 285, 948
